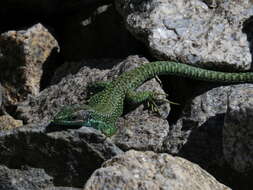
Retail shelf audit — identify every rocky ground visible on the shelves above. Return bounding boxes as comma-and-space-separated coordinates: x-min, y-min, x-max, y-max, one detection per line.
0, 0, 253, 189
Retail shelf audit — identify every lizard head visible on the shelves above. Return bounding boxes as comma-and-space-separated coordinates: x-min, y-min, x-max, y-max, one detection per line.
51, 105, 117, 136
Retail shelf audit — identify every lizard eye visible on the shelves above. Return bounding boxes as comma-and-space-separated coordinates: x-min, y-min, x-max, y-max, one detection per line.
54, 104, 91, 121
71, 110, 91, 121
54, 107, 75, 121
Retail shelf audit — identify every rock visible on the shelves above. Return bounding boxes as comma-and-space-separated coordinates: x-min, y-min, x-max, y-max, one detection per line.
0, 82, 8, 115
0, 115, 23, 130
223, 84, 253, 173
116, 0, 252, 70
163, 85, 232, 166
113, 107, 169, 152
0, 83, 2, 107
0, 23, 59, 105
0, 165, 54, 190
0, 83, 2, 112
163, 83, 253, 189
164, 84, 253, 172
50, 58, 120, 85
0, 165, 82, 190
84, 150, 231, 190
0, 124, 122, 187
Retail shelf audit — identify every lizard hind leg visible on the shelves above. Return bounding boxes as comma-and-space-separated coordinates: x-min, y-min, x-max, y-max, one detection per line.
125, 90, 178, 114
87, 119, 117, 137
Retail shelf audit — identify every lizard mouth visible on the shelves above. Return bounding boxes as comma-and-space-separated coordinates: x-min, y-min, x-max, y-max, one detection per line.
47, 110, 92, 132
70, 110, 92, 121
48, 109, 116, 136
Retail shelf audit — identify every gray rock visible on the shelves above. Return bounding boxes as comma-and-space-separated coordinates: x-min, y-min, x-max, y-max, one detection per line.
113, 109, 170, 152
0, 83, 3, 108
116, 0, 253, 70
163, 83, 253, 174
0, 83, 2, 109
163, 85, 232, 164
46, 187, 81, 190
50, 58, 120, 85
0, 82, 8, 115
0, 125, 122, 187
48, 187, 82, 190
84, 150, 231, 190
0, 164, 82, 190
223, 84, 253, 173
0, 165, 54, 190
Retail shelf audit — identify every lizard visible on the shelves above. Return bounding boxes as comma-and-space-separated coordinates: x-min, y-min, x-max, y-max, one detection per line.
49, 61, 253, 136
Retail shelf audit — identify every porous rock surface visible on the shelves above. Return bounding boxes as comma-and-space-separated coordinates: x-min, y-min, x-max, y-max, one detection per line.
0, 115, 23, 130
223, 84, 253, 173
84, 150, 231, 190
162, 83, 253, 190
0, 165, 82, 190
164, 84, 253, 169
0, 23, 59, 105
0, 124, 122, 187
163, 85, 231, 164
0, 165, 54, 190
116, 0, 253, 70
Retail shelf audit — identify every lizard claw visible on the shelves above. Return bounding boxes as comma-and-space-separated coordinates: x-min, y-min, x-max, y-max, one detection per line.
153, 92, 179, 105
146, 91, 179, 115
147, 99, 160, 114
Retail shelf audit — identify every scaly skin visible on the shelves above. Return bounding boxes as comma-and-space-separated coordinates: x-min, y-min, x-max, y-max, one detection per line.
50, 61, 253, 136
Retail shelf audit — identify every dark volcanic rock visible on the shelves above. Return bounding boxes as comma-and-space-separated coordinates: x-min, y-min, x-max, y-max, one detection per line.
0, 164, 82, 189
224, 84, 253, 173
0, 165, 53, 190
0, 124, 122, 187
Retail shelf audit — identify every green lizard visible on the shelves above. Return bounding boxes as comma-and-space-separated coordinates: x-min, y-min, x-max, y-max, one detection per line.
49, 61, 253, 136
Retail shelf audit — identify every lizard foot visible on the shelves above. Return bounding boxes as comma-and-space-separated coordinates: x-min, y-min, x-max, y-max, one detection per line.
146, 92, 179, 115
152, 92, 179, 105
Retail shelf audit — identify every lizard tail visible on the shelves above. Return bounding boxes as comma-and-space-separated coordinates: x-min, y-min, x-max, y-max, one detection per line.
128, 61, 253, 89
